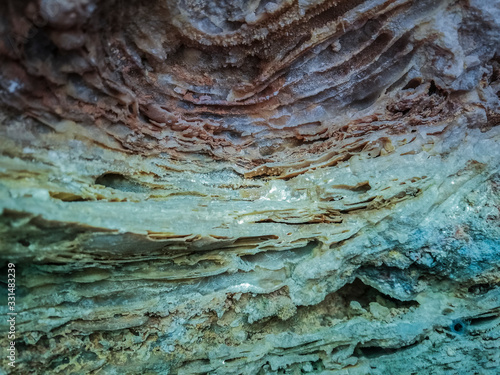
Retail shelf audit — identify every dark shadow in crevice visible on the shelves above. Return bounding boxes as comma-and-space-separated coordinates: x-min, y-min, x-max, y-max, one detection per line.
95, 173, 150, 193
355, 338, 420, 359
337, 278, 419, 310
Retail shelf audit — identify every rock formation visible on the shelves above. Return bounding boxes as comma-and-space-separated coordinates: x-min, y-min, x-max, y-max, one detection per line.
0, 0, 499, 373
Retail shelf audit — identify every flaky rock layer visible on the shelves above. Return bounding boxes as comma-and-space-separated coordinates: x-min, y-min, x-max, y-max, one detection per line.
1, 0, 500, 374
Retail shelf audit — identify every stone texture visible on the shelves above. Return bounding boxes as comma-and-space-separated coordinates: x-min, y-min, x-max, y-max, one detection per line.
0, 0, 499, 374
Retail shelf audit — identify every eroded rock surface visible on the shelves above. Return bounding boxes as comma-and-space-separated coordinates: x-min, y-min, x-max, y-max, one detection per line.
0, 0, 500, 374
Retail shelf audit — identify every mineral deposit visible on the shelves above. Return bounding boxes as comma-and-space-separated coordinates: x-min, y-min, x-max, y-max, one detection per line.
0, 0, 500, 374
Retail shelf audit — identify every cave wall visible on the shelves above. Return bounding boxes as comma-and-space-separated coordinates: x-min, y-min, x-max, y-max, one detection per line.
1, 0, 500, 374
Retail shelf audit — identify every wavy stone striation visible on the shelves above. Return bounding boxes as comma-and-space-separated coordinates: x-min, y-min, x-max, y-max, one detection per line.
0, 0, 500, 374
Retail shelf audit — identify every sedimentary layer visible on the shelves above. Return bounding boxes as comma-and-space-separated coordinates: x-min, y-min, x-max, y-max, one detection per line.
0, 0, 500, 374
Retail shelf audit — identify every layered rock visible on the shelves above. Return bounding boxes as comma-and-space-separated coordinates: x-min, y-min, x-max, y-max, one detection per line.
0, 0, 500, 374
